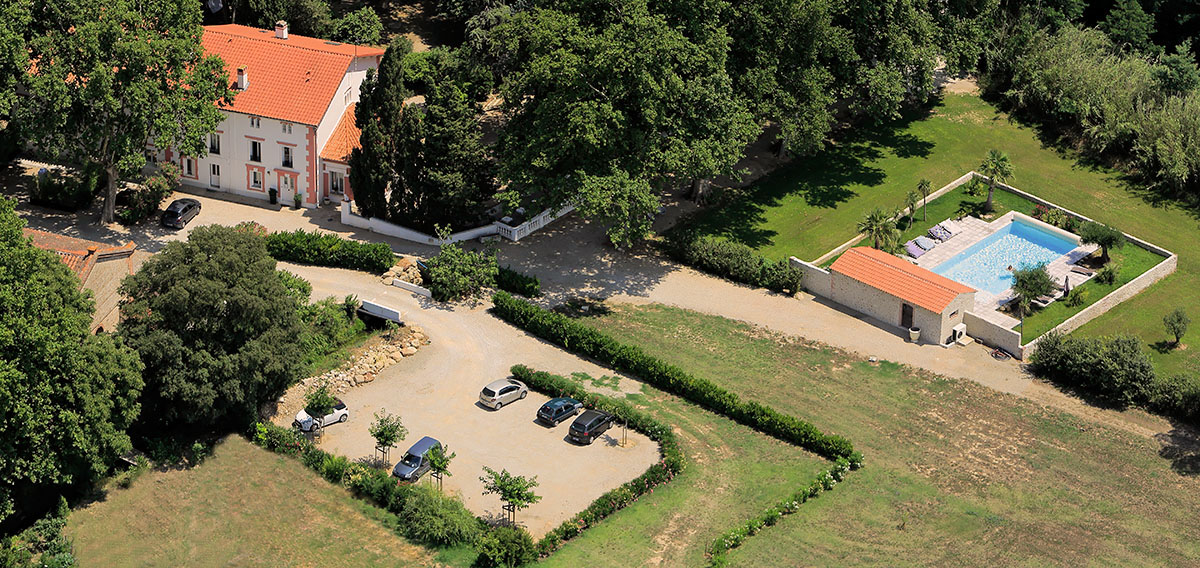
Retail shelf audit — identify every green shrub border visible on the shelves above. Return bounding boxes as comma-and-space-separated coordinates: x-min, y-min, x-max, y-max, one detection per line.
265, 229, 396, 273
662, 229, 802, 295
496, 265, 542, 297
491, 292, 854, 460
509, 365, 683, 557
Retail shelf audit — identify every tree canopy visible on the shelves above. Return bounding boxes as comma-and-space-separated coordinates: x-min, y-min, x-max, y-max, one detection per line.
0, 198, 143, 523
118, 225, 306, 432
18, 0, 232, 224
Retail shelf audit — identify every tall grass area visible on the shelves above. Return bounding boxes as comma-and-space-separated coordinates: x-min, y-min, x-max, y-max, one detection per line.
66, 437, 441, 567
683, 92, 1198, 376
584, 304, 1200, 566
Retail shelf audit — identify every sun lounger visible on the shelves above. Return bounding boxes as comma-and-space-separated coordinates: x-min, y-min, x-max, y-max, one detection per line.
905, 240, 927, 258
928, 225, 952, 241
914, 236, 937, 251
940, 220, 964, 237
1070, 265, 1095, 276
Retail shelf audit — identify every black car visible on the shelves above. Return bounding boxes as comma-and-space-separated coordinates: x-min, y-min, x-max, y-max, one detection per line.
568, 409, 615, 445
161, 198, 201, 229
537, 397, 584, 426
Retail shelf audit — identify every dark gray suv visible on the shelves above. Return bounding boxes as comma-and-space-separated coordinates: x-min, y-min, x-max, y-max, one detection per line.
568, 410, 615, 445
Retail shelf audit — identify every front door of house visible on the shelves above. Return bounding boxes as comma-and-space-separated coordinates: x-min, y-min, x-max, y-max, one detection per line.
900, 303, 914, 328
209, 164, 220, 189
281, 174, 294, 202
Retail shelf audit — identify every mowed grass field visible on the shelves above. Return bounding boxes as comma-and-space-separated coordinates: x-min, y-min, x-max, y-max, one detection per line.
685, 92, 1199, 375
538, 373, 829, 568
584, 304, 1200, 566
66, 437, 441, 568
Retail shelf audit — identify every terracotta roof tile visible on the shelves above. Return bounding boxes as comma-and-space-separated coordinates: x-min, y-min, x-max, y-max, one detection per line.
202, 25, 384, 126
831, 247, 975, 313
22, 229, 135, 284
320, 103, 360, 163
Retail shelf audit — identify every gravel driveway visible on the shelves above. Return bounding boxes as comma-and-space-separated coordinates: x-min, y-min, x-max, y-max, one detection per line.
285, 263, 660, 538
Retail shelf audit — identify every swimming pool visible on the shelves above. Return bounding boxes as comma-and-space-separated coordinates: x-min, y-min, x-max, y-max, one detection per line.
933, 217, 1079, 294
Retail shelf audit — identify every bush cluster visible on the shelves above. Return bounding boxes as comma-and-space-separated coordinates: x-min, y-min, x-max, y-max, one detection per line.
298, 296, 367, 373
663, 231, 801, 295
0, 500, 76, 567
31, 165, 105, 212
492, 293, 853, 460
1029, 331, 1157, 409
116, 164, 178, 225
509, 365, 683, 557
496, 266, 542, 297
265, 229, 395, 273
475, 525, 537, 568
250, 422, 481, 547
707, 454, 862, 566
426, 241, 499, 302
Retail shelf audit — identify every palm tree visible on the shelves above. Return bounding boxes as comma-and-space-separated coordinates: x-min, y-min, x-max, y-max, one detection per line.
917, 178, 932, 221
979, 149, 1014, 213
858, 208, 899, 250
903, 191, 920, 230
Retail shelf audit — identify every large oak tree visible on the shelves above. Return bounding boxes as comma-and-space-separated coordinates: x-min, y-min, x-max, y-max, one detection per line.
0, 198, 143, 522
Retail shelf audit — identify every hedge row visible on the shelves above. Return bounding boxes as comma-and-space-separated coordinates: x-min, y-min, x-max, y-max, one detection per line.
496, 266, 542, 297
706, 455, 861, 566
509, 365, 683, 557
249, 422, 480, 547
266, 229, 395, 273
663, 231, 801, 295
492, 292, 853, 460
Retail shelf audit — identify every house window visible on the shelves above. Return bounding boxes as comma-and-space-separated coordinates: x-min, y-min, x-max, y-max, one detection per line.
250, 141, 262, 162
183, 158, 194, 178
281, 123, 292, 135
251, 169, 262, 189
329, 171, 344, 194
344, 88, 351, 106
281, 146, 293, 169
250, 116, 261, 128
949, 310, 959, 319
209, 133, 221, 155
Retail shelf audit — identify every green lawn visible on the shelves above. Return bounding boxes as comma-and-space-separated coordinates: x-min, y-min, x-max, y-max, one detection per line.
538, 374, 829, 568
685, 92, 1198, 375
67, 437, 443, 567
584, 304, 1200, 566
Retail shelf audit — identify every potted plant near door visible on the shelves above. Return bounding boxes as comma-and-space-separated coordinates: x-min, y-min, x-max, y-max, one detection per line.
293, 191, 302, 209
268, 187, 278, 204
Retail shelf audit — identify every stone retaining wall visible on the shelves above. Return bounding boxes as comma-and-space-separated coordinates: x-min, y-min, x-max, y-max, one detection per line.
789, 256, 832, 298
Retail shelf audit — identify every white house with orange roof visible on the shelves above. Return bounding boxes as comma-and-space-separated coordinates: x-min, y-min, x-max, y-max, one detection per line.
155, 22, 382, 208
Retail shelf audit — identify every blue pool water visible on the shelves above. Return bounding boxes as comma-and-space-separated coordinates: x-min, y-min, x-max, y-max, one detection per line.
933, 218, 1078, 294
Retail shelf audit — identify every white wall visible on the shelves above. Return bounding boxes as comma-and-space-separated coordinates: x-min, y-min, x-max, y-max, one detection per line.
180, 111, 314, 206
965, 311, 1024, 358
789, 257, 832, 298
316, 56, 377, 151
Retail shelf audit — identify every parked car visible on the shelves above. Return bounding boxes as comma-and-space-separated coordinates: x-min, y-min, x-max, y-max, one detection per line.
392, 436, 441, 482
478, 378, 528, 410
537, 397, 584, 426
160, 198, 201, 229
292, 400, 349, 432
568, 409, 616, 445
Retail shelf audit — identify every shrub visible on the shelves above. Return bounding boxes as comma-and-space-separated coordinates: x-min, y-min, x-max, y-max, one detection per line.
1065, 287, 1089, 307
399, 483, 481, 546
663, 231, 801, 295
31, 165, 104, 211
1096, 262, 1119, 284
475, 526, 537, 567
496, 266, 541, 297
493, 294, 852, 461
1029, 331, 1156, 408
117, 164, 178, 225
426, 237, 498, 302
265, 229, 395, 273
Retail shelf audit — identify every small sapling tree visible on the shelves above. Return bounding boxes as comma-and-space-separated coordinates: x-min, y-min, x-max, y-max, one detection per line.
426, 443, 455, 491
1164, 308, 1190, 348
369, 409, 407, 465
480, 466, 541, 525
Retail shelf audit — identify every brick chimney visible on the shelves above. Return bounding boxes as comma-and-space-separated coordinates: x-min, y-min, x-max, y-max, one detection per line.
275, 20, 288, 40
236, 66, 248, 90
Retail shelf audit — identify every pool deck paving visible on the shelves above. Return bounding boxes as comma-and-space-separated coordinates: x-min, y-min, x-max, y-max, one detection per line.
914, 212, 1098, 328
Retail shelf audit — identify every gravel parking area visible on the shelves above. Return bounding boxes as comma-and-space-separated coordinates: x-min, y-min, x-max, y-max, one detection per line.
313, 331, 660, 538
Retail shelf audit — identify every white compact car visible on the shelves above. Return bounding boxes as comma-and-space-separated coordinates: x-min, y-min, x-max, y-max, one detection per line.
293, 400, 349, 432
478, 378, 528, 410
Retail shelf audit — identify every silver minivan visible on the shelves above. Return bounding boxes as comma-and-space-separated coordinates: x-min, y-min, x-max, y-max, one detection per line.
478, 378, 528, 410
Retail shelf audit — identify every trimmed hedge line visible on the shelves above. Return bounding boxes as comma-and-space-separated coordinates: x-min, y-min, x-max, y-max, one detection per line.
509, 365, 683, 557
491, 292, 853, 460
663, 230, 801, 295
249, 422, 481, 547
266, 229, 395, 273
706, 455, 861, 566
496, 266, 542, 297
